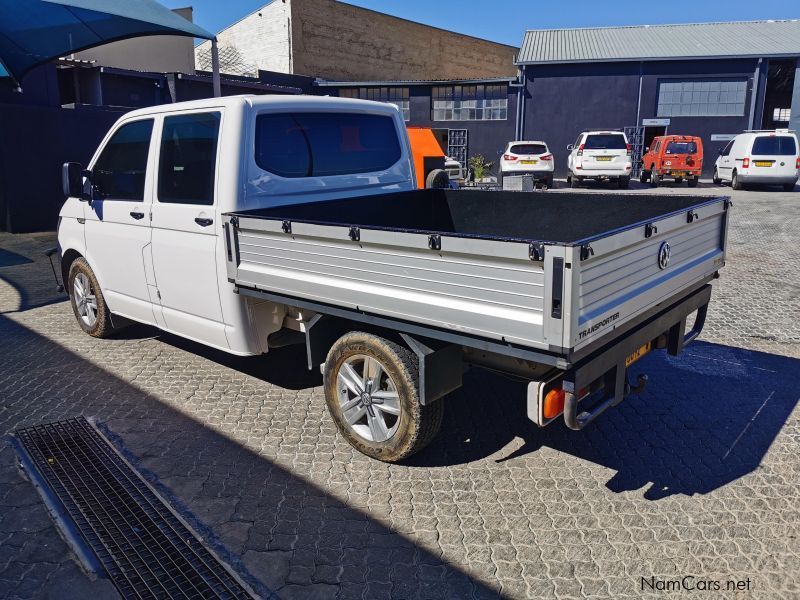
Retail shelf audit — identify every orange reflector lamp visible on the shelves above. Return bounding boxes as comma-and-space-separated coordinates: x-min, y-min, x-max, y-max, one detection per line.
543, 388, 566, 419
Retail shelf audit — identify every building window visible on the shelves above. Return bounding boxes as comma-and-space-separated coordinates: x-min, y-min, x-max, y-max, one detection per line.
432, 84, 508, 121
656, 80, 747, 117
773, 108, 791, 122
339, 87, 410, 121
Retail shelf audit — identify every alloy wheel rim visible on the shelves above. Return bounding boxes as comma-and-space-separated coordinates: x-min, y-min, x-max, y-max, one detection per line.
73, 272, 98, 328
337, 354, 401, 443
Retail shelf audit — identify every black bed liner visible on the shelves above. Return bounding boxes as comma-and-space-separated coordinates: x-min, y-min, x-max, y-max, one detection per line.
229, 189, 722, 245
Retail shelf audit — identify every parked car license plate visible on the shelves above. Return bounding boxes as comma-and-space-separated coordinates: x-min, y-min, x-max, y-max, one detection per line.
520, 160, 538, 164
754, 160, 773, 167
671, 171, 686, 176
596, 156, 612, 161
625, 341, 652, 367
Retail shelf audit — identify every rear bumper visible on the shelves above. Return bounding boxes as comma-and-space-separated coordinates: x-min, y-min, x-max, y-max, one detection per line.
528, 284, 712, 430
503, 169, 553, 179
739, 173, 798, 185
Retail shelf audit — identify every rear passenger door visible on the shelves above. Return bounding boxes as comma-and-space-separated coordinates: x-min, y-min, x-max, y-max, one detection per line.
149, 110, 228, 350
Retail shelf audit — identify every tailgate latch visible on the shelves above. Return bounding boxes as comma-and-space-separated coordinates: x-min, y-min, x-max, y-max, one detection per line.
687, 210, 699, 223
645, 223, 658, 238
580, 244, 595, 261
528, 242, 544, 261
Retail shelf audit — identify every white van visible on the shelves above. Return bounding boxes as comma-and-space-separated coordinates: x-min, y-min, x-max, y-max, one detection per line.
713, 130, 798, 191
566, 131, 632, 189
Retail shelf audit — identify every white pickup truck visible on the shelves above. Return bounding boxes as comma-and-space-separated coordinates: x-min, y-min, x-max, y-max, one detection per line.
59, 95, 729, 462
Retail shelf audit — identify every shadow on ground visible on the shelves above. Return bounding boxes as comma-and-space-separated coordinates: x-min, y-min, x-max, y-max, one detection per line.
410, 341, 798, 500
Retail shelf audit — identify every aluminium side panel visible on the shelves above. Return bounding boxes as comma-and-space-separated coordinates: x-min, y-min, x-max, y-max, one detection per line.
229, 217, 549, 349
570, 198, 727, 351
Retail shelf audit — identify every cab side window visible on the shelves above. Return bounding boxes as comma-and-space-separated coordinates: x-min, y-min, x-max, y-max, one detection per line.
92, 119, 154, 201
158, 112, 221, 205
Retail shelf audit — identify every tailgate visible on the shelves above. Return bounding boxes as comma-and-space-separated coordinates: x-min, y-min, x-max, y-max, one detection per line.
565, 197, 729, 352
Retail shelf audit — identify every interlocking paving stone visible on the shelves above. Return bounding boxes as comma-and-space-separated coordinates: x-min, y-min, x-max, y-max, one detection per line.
0, 182, 798, 599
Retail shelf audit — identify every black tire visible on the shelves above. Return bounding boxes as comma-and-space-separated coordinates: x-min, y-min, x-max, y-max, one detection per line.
497, 170, 504, 187
565, 174, 572, 186
67, 258, 115, 338
688, 177, 699, 188
323, 332, 444, 462
783, 183, 795, 192
675, 177, 684, 184
425, 169, 449, 189
650, 169, 660, 187
544, 175, 554, 189
732, 170, 743, 190
639, 169, 649, 183
570, 174, 580, 188
712, 168, 722, 185
618, 176, 630, 189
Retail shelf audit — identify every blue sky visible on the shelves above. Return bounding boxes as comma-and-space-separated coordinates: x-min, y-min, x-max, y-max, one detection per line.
164, 0, 799, 46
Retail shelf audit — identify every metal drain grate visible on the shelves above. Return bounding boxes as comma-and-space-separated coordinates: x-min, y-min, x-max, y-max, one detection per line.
15, 417, 255, 600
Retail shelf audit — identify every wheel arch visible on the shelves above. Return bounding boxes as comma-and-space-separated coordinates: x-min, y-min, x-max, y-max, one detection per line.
61, 248, 84, 291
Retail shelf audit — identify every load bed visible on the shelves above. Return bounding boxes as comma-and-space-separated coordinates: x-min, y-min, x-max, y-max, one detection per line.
224, 190, 728, 360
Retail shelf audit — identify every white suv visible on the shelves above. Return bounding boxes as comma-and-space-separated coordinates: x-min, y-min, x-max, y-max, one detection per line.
713, 130, 798, 191
567, 131, 632, 189
498, 141, 554, 188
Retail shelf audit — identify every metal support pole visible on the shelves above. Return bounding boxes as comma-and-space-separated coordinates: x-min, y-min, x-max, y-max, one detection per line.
748, 58, 762, 130
211, 38, 221, 98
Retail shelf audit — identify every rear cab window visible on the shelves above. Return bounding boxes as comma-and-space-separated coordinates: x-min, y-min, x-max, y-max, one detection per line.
665, 141, 698, 155
509, 143, 547, 155
751, 136, 797, 156
255, 112, 402, 177
584, 134, 627, 150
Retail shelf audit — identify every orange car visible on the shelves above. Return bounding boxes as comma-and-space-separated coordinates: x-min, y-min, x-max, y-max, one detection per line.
640, 135, 703, 187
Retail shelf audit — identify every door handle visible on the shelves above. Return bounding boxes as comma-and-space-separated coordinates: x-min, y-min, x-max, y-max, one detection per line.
130, 211, 145, 220
195, 217, 213, 227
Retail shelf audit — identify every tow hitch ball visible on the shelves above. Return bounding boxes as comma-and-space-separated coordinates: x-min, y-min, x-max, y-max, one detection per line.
626, 373, 648, 395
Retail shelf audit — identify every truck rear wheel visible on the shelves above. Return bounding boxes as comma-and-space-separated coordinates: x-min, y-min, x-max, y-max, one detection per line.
425, 169, 449, 189
650, 168, 660, 187
323, 332, 443, 462
732, 170, 743, 190
688, 177, 699, 188
67, 258, 115, 338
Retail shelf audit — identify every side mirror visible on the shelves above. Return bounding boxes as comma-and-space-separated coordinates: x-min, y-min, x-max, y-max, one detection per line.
645, 147, 650, 152
62, 162, 90, 201
567, 144, 574, 151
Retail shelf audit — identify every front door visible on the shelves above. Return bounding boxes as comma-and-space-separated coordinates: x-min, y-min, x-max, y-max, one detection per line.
717, 140, 735, 180
150, 110, 227, 350
84, 118, 156, 325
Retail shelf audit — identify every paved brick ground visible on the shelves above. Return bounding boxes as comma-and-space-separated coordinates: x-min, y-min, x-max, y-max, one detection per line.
0, 182, 798, 599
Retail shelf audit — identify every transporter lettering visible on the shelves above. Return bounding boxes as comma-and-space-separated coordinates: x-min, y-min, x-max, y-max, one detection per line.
579, 312, 620, 340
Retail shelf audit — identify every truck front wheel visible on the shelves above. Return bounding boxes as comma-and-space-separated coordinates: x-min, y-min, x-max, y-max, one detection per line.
323, 332, 443, 462
67, 258, 115, 338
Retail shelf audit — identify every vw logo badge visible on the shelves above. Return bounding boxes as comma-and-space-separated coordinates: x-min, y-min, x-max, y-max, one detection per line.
658, 241, 671, 270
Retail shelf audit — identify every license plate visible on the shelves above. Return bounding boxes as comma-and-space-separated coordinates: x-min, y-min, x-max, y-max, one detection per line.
754, 161, 773, 167
671, 171, 686, 177
596, 156, 612, 162
520, 160, 538, 165
625, 342, 652, 367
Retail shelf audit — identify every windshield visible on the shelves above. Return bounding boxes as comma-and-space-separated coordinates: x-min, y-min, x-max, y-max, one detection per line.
665, 141, 698, 155
584, 134, 627, 150
509, 143, 547, 155
751, 136, 797, 156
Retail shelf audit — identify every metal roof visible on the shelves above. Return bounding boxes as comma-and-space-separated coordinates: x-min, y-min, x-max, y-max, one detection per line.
517, 20, 800, 65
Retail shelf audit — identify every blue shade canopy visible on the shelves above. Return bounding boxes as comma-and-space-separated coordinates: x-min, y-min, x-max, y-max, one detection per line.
0, 0, 214, 84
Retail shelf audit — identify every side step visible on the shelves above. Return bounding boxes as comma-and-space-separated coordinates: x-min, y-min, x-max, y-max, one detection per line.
14, 417, 258, 600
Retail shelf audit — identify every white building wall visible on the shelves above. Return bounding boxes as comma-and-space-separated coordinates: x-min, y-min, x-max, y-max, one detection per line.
195, 0, 292, 75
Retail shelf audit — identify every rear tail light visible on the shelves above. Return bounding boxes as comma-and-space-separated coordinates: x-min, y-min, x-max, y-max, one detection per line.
796, 157, 800, 169
742, 157, 750, 168
543, 388, 566, 419
503, 154, 518, 161
626, 143, 632, 156
577, 144, 584, 157
540, 154, 553, 161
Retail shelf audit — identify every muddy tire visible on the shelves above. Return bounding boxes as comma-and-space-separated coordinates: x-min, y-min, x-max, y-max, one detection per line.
323, 332, 443, 462
67, 258, 115, 338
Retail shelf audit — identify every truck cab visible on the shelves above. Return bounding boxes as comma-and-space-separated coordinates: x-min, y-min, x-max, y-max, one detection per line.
640, 135, 703, 187
58, 95, 415, 355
